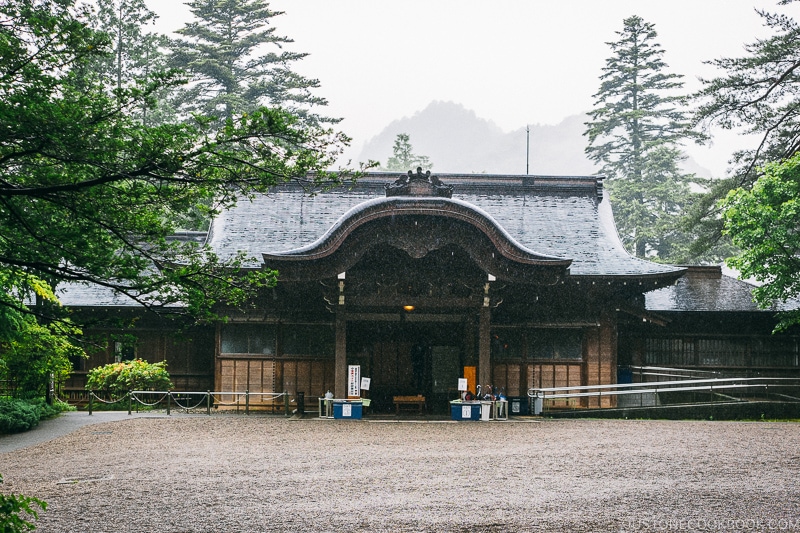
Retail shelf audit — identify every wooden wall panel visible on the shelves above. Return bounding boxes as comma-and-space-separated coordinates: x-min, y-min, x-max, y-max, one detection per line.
584, 328, 600, 407
540, 364, 554, 389
216, 358, 278, 406
297, 361, 312, 396
600, 317, 616, 408
568, 365, 581, 388
311, 362, 326, 397
525, 364, 535, 391
506, 364, 521, 396
554, 365, 568, 389
492, 364, 508, 392
137, 333, 165, 362
489, 363, 524, 397
265, 359, 335, 400
283, 361, 298, 394
218, 359, 234, 402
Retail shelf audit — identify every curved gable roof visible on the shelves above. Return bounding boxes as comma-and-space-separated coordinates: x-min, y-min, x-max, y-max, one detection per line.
206, 173, 683, 281
262, 196, 571, 283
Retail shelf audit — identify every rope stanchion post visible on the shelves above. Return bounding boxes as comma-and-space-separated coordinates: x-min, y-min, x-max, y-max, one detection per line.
245, 390, 250, 415
128, 390, 132, 415
166, 392, 171, 416
88, 391, 93, 415
206, 390, 211, 415
284, 391, 289, 417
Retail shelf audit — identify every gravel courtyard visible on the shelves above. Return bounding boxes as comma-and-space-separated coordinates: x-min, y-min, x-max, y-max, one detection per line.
1, 415, 799, 532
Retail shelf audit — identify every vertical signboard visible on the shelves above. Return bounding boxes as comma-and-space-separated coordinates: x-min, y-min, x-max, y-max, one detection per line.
348, 365, 361, 399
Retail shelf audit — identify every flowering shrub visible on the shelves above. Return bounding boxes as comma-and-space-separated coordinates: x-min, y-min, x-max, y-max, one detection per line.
85, 359, 173, 395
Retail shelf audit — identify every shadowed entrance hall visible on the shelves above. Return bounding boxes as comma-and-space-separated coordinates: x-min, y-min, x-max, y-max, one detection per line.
347, 319, 468, 414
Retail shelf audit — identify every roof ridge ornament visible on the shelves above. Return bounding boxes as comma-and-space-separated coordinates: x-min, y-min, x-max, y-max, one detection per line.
385, 167, 453, 198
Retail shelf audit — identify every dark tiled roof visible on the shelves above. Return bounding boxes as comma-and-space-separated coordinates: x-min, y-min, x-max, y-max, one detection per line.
55, 283, 142, 307
207, 173, 682, 278
645, 266, 798, 312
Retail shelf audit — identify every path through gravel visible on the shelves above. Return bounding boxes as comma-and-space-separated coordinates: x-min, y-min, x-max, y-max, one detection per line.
1, 416, 799, 532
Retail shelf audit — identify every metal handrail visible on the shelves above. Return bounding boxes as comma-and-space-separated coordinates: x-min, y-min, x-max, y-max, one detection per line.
527, 376, 800, 414
528, 376, 800, 396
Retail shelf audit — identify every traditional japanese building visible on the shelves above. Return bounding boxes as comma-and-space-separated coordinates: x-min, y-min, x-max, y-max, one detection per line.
59, 171, 800, 412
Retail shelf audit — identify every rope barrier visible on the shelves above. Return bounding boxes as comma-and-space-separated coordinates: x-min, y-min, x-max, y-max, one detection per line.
104, 390, 292, 416
88, 391, 129, 405
129, 392, 169, 407
170, 394, 208, 411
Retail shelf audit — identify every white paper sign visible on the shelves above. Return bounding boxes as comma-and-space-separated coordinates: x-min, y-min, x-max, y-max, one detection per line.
462, 405, 472, 419
360, 377, 371, 391
348, 365, 361, 398
342, 403, 352, 417
458, 378, 468, 391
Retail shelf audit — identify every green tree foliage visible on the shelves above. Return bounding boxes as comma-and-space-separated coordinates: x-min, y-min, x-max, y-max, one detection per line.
0, 474, 46, 532
385, 133, 433, 172
0, 0, 350, 328
692, 3, 800, 256
0, 272, 83, 398
87, 0, 157, 91
585, 16, 704, 261
721, 153, 800, 330
168, 0, 336, 126
85, 0, 174, 126
85, 359, 173, 396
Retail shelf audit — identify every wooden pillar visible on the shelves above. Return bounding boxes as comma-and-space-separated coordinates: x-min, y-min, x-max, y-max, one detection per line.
478, 306, 491, 389
335, 312, 346, 399
583, 312, 617, 408
333, 275, 347, 399
600, 310, 617, 408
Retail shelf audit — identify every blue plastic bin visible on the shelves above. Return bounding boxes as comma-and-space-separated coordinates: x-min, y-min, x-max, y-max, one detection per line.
332, 400, 363, 419
450, 401, 481, 421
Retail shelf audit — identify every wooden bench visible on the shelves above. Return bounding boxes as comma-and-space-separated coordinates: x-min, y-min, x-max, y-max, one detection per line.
393, 395, 426, 415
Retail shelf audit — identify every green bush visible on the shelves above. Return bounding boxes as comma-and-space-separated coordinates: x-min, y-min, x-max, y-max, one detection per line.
86, 359, 173, 396
0, 474, 47, 532
0, 398, 39, 434
0, 397, 73, 435
28, 398, 73, 421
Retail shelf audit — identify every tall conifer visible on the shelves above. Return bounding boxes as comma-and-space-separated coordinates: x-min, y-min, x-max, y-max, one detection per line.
585, 16, 703, 261
169, 0, 336, 126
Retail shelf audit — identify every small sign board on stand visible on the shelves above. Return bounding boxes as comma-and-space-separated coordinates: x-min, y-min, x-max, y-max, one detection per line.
348, 365, 361, 399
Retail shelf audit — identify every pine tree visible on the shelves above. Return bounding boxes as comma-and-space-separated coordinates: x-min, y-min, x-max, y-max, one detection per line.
585, 16, 703, 260
0, 0, 348, 324
691, 5, 800, 257
90, 0, 156, 91
86, 0, 174, 125
385, 133, 433, 172
168, 0, 336, 126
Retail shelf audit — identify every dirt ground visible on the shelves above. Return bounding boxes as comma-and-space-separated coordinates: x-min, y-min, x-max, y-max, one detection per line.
1, 415, 799, 532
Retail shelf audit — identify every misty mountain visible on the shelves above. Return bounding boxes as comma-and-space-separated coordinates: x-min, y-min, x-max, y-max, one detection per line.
358, 101, 711, 177
357, 101, 598, 175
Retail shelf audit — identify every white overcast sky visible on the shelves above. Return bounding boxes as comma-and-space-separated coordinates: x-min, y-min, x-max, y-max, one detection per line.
145, 0, 793, 176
